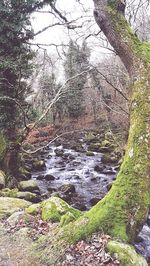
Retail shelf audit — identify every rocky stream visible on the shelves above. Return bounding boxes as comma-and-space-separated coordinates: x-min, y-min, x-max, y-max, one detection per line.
24, 132, 150, 264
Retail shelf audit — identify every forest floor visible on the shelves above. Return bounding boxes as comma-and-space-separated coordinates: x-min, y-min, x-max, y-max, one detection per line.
0, 222, 39, 266
0, 219, 120, 266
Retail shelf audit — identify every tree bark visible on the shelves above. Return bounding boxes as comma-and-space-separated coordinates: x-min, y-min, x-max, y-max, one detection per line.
52, 0, 150, 244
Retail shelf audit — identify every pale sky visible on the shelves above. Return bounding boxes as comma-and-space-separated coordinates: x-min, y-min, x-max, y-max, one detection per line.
31, 0, 113, 63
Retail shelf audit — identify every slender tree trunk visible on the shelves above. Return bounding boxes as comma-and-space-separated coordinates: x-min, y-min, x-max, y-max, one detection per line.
53, 0, 150, 244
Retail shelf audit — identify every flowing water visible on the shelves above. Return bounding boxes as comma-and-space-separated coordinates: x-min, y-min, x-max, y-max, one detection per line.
32, 143, 117, 209
31, 139, 150, 263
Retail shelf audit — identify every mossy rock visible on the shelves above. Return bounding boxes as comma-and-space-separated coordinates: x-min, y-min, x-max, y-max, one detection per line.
101, 139, 111, 147
25, 203, 41, 215
60, 212, 76, 227
19, 167, 31, 180
54, 149, 64, 156
18, 180, 40, 192
84, 132, 100, 143
101, 154, 118, 164
41, 196, 81, 222
105, 131, 113, 140
16, 191, 41, 203
0, 197, 31, 219
0, 170, 6, 189
71, 144, 85, 152
86, 151, 95, 156
32, 160, 46, 171
0, 188, 18, 197
107, 241, 148, 266
88, 143, 101, 152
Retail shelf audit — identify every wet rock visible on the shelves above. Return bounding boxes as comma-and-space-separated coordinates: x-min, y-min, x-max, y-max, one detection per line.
0, 170, 5, 189
98, 146, 114, 153
59, 184, 76, 194
114, 165, 120, 171
59, 167, 66, 171
107, 183, 112, 191
36, 175, 44, 180
102, 169, 115, 175
47, 187, 57, 193
59, 192, 73, 202
73, 175, 80, 180
55, 148, 64, 156
72, 161, 80, 166
94, 165, 105, 172
44, 174, 55, 181
86, 151, 95, 156
40, 149, 48, 156
62, 154, 69, 160
18, 180, 40, 192
68, 155, 75, 160
101, 154, 118, 164
16, 191, 41, 203
88, 143, 101, 152
71, 144, 85, 152
90, 176, 97, 182
90, 198, 101, 206
32, 160, 46, 171
47, 154, 52, 159
72, 202, 87, 211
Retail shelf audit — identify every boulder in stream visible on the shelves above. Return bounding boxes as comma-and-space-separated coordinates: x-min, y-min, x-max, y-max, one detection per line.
44, 174, 55, 181
86, 151, 95, 156
101, 154, 118, 164
54, 148, 64, 156
94, 165, 105, 172
90, 197, 101, 206
16, 191, 41, 203
59, 184, 76, 194
32, 160, 46, 171
18, 180, 40, 192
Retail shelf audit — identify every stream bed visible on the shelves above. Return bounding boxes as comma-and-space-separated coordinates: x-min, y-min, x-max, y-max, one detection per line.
30, 136, 150, 264
32, 144, 117, 209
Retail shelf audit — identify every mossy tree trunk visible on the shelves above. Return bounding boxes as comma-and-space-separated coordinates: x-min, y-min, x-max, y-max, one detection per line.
55, 0, 150, 243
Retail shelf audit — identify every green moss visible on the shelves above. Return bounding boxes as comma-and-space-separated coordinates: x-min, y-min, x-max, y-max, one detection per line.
107, 5, 150, 66
19, 167, 31, 179
41, 196, 81, 223
107, 241, 148, 266
18, 180, 39, 192
60, 212, 76, 227
0, 188, 18, 197
86, 151, 95, 156
0, 133, 7, 162
0, 197, 31, 219
25, 203, 41, 215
